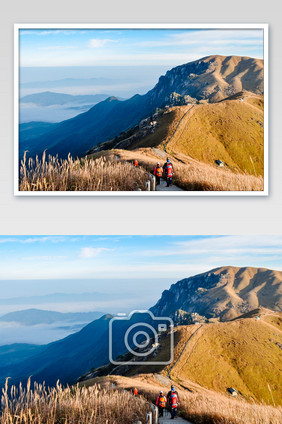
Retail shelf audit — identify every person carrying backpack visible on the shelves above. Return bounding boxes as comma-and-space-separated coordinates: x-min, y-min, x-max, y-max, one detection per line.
156, 390, 167, 417
163, 158, 173, 187
167, 386, 179, 419
153, 162, 163, 185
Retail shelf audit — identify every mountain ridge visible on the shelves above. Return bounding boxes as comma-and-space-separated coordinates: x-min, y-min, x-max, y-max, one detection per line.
151, 266, 282, 322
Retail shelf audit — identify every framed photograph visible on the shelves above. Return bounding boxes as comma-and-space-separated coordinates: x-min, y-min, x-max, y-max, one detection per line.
0, 234, 281, 423
14, 24, 268, 196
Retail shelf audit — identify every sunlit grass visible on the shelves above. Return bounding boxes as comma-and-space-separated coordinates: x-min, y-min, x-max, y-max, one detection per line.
19, 152, 150, 191
0, 378, 150, 424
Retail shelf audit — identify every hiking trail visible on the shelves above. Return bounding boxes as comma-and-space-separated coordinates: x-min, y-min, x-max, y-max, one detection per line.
158, 408, 192, 423
163, 105, 195, 154
156, 178, 184, 192
168, 325, 203, 379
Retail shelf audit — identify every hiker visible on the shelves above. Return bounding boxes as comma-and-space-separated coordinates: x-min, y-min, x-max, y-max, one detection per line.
163, 158, 173, 187
156, 390, 167, 417
153, 162, 163, 185
133, 387, 138, 397
134, 160, 138, 167
167, 386, 179, 420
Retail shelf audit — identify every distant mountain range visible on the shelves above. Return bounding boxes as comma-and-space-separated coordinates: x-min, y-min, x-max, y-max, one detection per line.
21, 92, 110, 107
19, 55, 264, 160
20, 77, 116, 89
0, 309, 104, 326
1, 266, 279, 389
0, 292, 125, 306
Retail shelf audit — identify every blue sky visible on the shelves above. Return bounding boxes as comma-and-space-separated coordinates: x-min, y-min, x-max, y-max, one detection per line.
0, 235, 281, 282
0, 235, 281, 314
19, 28, 264, 68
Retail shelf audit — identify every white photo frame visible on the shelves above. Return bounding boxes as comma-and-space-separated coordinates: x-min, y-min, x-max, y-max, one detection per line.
14, 23, 269, 196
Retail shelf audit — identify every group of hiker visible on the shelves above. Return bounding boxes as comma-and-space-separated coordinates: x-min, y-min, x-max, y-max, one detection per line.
153, 158, 174, 187
156, 385, 179, 419
133, 385, 179, 420
134, 157, 174, 188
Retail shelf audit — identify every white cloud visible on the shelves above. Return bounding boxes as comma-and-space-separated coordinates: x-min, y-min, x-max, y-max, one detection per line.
88, 38, 116, 48
39, 45, 77, 51
138, 29, 263, 48
23, 255, 67, 261
0, 236, 66, 244
138, 236, 282, 260
20, 30, 78, 36
79, 247, 114, 258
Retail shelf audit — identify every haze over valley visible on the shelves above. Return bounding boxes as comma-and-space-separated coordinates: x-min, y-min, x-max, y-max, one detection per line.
19, 65, 168, 122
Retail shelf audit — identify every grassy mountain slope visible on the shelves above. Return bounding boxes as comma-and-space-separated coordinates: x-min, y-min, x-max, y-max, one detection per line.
168, 311, 282, 405
166, 94, 264, 176
91, 310, 281, 406
116, 93, 263, 176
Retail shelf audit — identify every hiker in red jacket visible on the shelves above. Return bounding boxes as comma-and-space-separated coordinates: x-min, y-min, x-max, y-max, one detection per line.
163, 158, 173, 187
156, 391, 167, 417
133, 387, 138, 396
167, 386, 179, 419
153, 162, 163, 185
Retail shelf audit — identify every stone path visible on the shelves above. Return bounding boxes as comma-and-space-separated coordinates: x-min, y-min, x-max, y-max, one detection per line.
156, 178, 183, 191
159, 409, 192, 423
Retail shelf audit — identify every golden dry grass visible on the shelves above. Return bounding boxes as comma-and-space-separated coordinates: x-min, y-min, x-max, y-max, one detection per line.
0, 378, 150, 424
179, 389, 282, 424
172, 160, 263, 191
166, 98, 264, 176
19, 152, 150, 191
97, 148, 264, 191
87, 374, 282, 424
108, 312, 281, 408
20, 144, 264, 192
168, 317, 282, 406
123, 95, 264, 178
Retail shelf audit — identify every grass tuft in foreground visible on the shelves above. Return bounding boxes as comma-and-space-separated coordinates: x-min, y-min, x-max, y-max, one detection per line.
19, 152, 150, 191
0, 378, 150, 424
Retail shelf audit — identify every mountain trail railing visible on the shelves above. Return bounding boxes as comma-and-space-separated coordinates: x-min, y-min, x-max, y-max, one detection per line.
145, 174, 156, 191
134, 402, 158, 424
